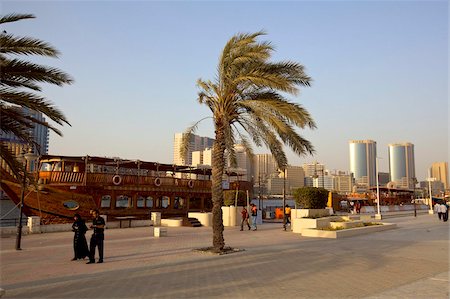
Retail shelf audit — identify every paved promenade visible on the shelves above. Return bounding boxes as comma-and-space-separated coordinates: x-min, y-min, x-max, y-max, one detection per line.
0, 214, 448, 298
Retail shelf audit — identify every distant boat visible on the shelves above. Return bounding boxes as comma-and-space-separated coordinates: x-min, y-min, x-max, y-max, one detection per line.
0, 155, 252, 225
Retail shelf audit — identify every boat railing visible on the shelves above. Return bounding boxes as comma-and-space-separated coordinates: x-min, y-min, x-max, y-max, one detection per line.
39, 171, 211, 188
39, 171, 85, 184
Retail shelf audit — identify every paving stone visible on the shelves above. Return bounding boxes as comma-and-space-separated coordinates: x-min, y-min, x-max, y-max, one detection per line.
0, 215, 448, 298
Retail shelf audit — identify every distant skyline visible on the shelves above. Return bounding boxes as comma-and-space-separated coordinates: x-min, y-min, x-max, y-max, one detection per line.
2, 1, 448, 180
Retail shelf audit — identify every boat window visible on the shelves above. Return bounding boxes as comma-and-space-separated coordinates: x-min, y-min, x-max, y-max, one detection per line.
40, 162, 52, 171
53, 162, 62, 171
116, 195, 130, 208
157, 196, 169, 209
174, 196, 184, 209
137, 196, 145, 208
146, 196, 153, 208
101, 195, 111, 208
63, 200, 79, 210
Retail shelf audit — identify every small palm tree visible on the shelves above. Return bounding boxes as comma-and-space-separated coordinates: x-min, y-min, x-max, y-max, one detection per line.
184, 31, 316, 251
0, 13, 72, 178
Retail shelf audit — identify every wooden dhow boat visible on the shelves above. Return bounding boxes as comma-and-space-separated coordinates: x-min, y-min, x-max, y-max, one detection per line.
0, 155, 252, 225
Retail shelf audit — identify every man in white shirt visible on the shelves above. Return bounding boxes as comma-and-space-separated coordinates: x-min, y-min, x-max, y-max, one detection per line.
439, 203, 448, 222
434, 203, 441, 220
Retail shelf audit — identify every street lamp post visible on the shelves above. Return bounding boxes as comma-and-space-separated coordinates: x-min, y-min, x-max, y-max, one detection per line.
375, 157, 382, 220
282, 168, 286, 231
16, 148, 38, 250
412, 177, 417, 217
427, 177, 436, 214
258, 156, 262, 214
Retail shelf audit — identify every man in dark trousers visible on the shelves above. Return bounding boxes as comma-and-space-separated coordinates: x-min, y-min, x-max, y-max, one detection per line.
87, 209, 105, 264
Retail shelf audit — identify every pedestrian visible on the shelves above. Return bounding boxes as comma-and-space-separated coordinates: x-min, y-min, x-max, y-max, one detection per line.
284, 204, 291, 226
71, 213, 89, 261
435, 202, 442, 220
444, 202, 450, 222
87, 209, 105, 264
439, 202, 448, 222
240, 207, 251, 231
250, 203, 258, 231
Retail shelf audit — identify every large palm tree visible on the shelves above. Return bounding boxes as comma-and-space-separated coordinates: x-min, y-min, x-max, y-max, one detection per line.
184, 32, 316, 251
0, 13, 72, 178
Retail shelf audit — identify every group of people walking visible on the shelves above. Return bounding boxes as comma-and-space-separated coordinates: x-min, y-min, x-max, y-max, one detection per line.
434, 202, 449, 222
71, 209, 105, 264
240, 203, 258, 231
240, 204, 292, 231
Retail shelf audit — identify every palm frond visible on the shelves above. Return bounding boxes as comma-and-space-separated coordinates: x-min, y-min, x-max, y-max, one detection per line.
231, 127, 255, 164
0, 33, 60, 57
0, 141, 27, 180
0, 57, 74, 88
0, 88, 70, 127
240, 94, 316, 129
179, 117, 212, 161
234, 117, 263, 147
0, 13, 71, 179
0, 104, 35, 142
254, 121, 287, 169
0, 13, 34, 25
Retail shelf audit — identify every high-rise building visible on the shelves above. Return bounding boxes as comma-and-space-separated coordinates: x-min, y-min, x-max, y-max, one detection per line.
228, 144, 252, 182
253, 154, 278, 195
173, 133, 214, 165
191, 148, 212, 167
302, 162, 325, 188
285, 166, 305, 194
191, 150, 202, 166
267, 177, 285, 195
332, 173, 353, 193
302, 161, 325, 178
304, 176, 314, 188
253, 154, 278, 181
0, 107, 49, 172
349, 140, 377, 188
430, 162, 449, 190
313, 175, 333, 190
388, 143, 415, 189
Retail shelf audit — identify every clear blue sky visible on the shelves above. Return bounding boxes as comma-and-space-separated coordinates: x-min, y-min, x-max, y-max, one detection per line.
2, 1, 448, 180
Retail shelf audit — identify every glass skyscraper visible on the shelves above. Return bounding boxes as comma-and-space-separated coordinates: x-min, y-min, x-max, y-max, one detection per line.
349, 140, 377, 188
388, 143, 415, 189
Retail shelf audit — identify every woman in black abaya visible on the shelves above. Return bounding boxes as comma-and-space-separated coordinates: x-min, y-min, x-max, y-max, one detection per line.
71, 213, 89, 260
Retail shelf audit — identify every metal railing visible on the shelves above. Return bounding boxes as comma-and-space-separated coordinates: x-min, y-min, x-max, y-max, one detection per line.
38, 171, 213, 189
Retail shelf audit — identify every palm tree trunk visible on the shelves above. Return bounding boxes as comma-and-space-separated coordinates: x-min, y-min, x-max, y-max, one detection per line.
211, 126, 225, 250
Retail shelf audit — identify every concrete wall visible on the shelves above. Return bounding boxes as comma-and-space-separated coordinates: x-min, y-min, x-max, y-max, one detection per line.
161, 218, 183, 227
301, 223, 397, 238
0, 217, 154, 235
291, 208, 331, 219
188, 212, 212, 227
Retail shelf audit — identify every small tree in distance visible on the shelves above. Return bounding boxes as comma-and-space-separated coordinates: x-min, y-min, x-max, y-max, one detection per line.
293, 187, 328, 209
